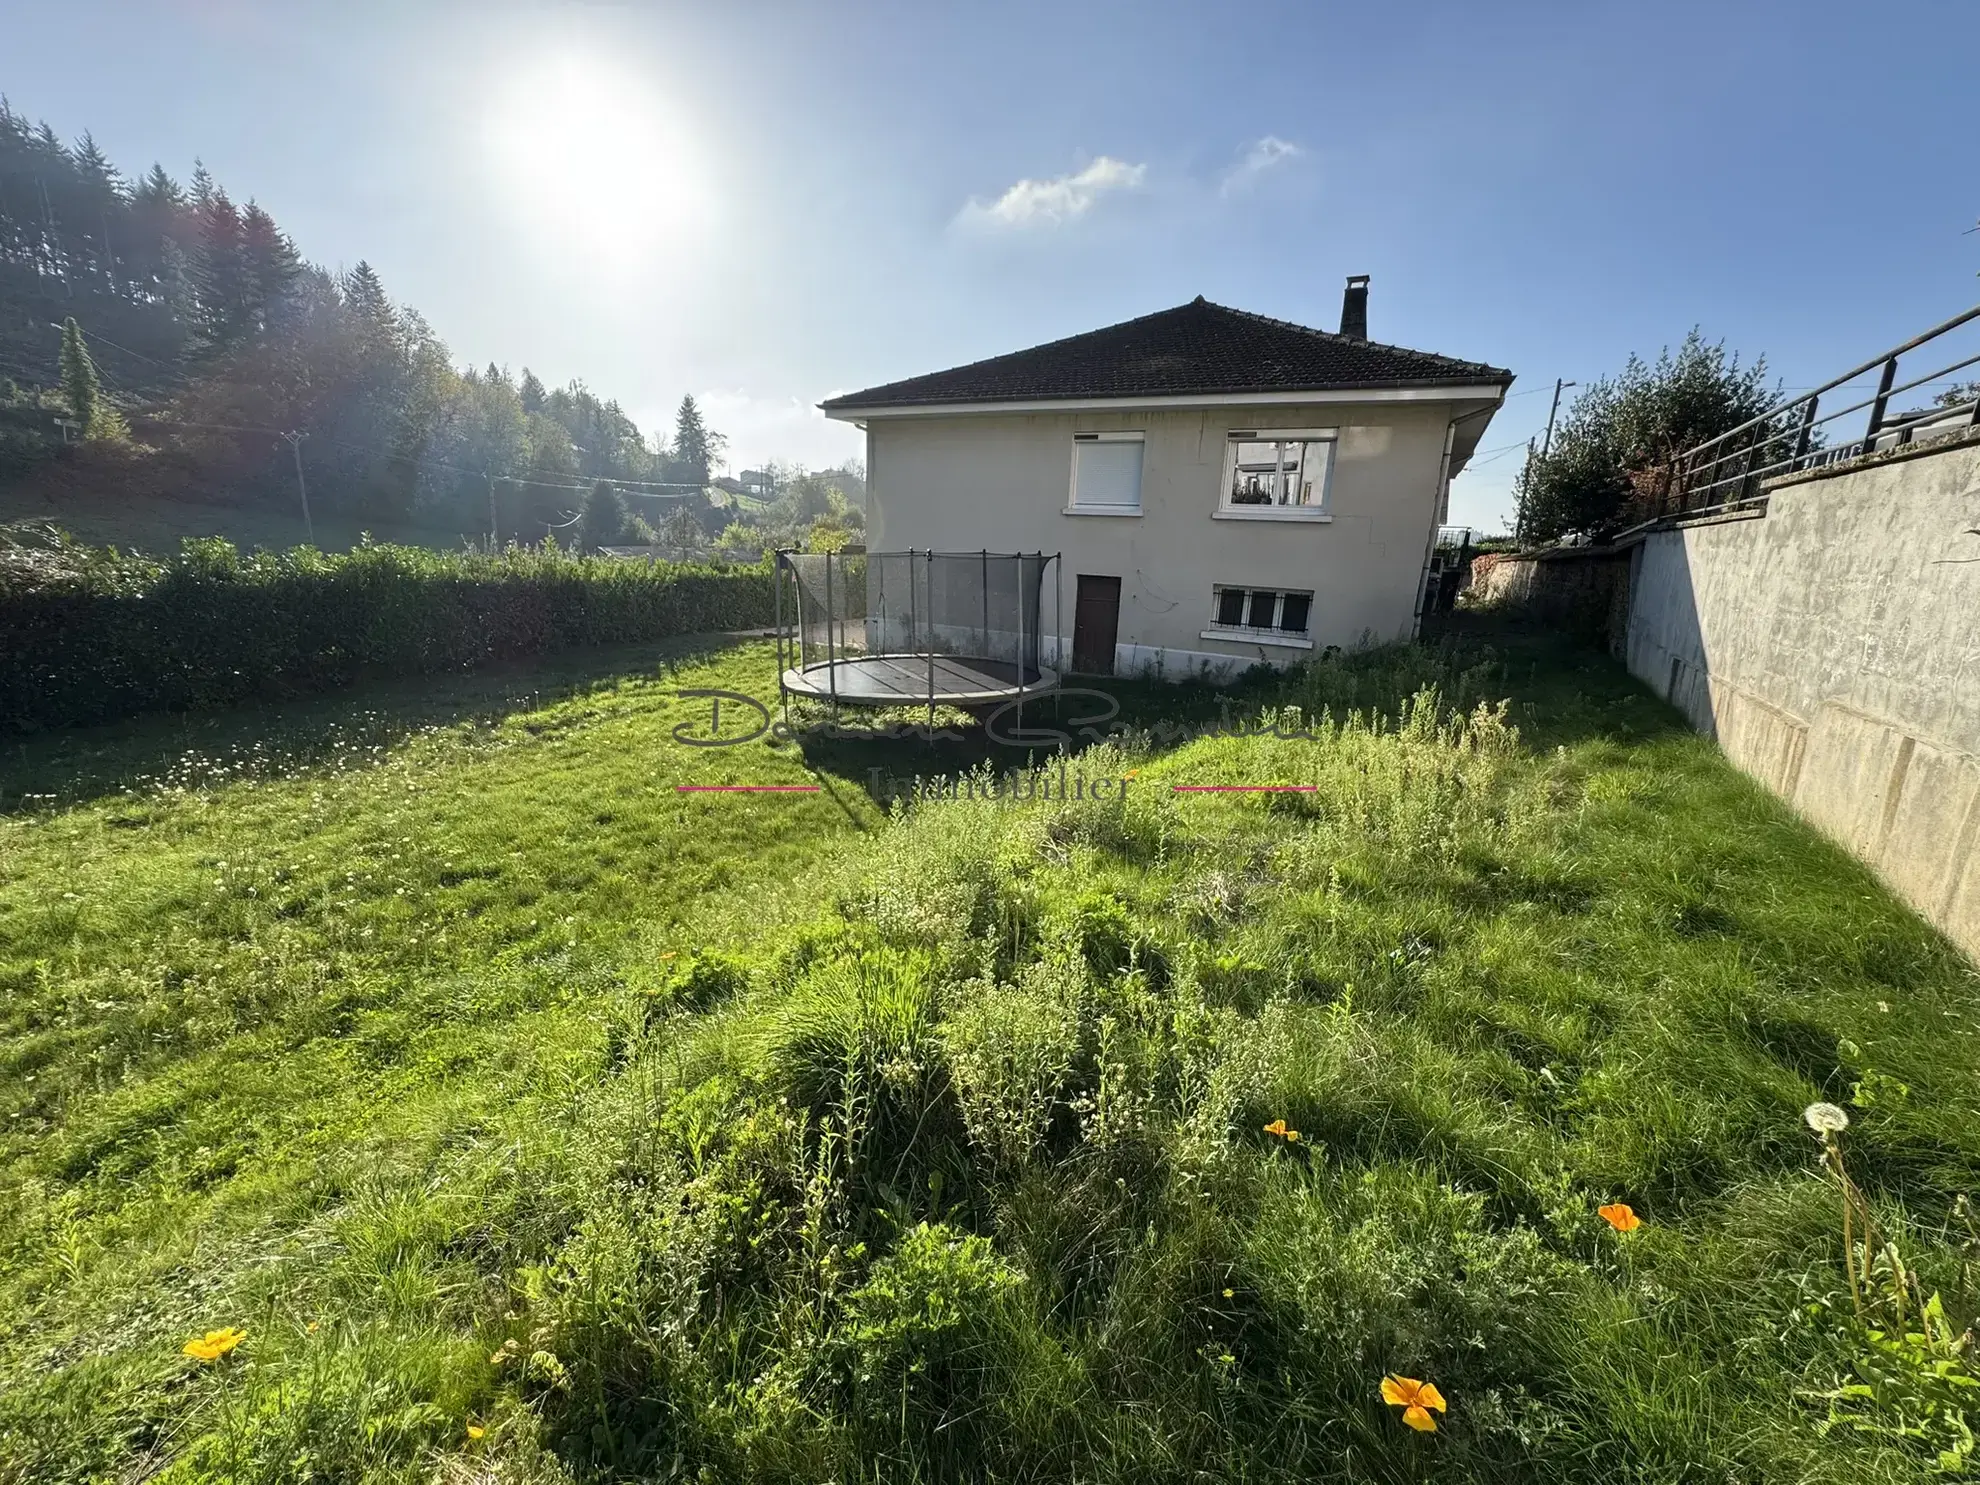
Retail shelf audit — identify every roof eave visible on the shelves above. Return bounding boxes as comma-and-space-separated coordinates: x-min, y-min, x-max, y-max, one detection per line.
820, 378, 1512, 421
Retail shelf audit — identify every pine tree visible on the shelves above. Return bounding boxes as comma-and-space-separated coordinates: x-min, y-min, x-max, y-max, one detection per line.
577, 480, 630, 550
519, 368, 546, 414
341, 260, 395, 342
158, 236, 197, 328
70, 131, 125, 284
134, 163, 183, 209
672, 394, 712, 483
238, 201, 300, 333
59, 317, 127, 442
71, 131, 123, 204
192, 188, 249, 349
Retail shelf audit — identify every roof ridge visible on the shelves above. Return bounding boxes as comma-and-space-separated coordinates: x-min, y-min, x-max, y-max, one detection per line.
1201, 298, 1502, 375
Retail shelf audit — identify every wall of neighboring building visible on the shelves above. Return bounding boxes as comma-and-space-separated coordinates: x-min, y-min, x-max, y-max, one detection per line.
1469, 545, 1632, 648
863, 400, 1462, 677
1623, 436, 1980, 960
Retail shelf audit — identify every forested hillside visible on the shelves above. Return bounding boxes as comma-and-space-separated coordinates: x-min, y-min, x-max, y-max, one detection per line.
0, 100, 728, 544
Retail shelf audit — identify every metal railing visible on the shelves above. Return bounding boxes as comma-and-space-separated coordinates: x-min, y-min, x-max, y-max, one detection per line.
1653, 302, 1980, 524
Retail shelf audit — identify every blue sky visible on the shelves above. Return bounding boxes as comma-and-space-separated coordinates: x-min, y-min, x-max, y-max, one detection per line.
5, 0, 1976, 529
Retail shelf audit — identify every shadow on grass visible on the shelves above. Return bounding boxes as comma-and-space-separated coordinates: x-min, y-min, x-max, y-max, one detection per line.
796, 615, 1692, 804
4, 616, 1692, 817
0, 631, 755, 815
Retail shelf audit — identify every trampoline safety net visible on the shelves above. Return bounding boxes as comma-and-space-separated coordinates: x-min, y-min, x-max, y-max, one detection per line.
777, 549, 1058, 707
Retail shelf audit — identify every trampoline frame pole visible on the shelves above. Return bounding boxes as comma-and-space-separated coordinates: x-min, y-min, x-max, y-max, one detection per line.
1054, 553, 1063, 683
1016, 552, 1028, 739
778, 554, 791, 734
824, 549, 838, 716
780, 551, 795, 733
980, 549, 989, 663
926, 549, 936, 729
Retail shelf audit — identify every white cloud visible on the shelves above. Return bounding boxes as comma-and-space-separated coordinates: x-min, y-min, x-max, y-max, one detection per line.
957, 156, 1148, 229
1221, 136, 1304, 195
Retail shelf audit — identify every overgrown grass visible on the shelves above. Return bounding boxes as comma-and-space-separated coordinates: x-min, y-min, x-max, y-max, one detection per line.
2, 625, 1977, 1482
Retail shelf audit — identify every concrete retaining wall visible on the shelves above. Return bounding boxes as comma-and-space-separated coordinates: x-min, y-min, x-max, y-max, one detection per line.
1623, 437, 1980, 959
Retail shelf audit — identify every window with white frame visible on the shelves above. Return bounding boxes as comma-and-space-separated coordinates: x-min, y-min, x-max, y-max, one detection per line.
1069, 431, 1144, 511
1221, 428, 1336, 511
1209, 585, 1313, 636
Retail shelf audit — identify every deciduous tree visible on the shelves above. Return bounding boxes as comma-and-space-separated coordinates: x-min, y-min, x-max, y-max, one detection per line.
1515, 330, 1779, 542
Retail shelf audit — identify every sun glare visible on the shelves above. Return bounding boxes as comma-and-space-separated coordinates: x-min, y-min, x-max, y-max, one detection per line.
485, 54, 707, 269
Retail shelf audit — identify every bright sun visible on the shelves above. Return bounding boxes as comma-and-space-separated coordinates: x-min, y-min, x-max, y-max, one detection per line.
486, 55, 707, 269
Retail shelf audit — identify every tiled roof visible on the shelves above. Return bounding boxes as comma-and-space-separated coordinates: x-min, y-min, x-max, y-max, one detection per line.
821, 297, 1512, 412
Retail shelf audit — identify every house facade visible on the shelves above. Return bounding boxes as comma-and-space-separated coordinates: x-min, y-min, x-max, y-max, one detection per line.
821, 279, 1512, 677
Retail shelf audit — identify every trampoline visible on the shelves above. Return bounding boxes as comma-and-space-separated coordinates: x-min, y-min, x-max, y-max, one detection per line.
776, 548, 1062, 713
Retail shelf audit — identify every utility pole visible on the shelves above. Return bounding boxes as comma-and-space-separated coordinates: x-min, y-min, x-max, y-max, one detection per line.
1541, 378, 1576, 457
486, 474, 499, 550
1514, 438, 1537, 545
279, 430, 313, 545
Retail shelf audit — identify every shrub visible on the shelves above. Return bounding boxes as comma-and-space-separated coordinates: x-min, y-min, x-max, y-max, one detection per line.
832, 1222, 1025, 1448
941, 962, 1088, 1168
765, 950, 961, 1202
0, 533, 776, 730
840, 1221, 1023, 1363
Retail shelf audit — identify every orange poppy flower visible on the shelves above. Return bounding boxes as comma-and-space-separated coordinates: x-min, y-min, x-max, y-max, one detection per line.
1263, 1119, 1287, 1137
1598, 1202, 1641, 1233
1381, 1374, 1447, 1432
182, 1327, 246, 1362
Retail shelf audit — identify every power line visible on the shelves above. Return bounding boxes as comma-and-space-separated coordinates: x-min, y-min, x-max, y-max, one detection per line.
54, 320, 183, 375
129, 413, 284, 437
125, 413, 589, 491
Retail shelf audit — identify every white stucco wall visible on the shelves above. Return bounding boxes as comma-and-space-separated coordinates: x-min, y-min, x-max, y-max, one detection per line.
859, 400, 1475, 676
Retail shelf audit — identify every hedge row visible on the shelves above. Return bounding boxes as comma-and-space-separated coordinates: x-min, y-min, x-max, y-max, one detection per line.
0, 535, 777, 731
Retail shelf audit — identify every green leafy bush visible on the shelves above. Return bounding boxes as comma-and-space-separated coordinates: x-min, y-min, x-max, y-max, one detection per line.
835, 1220, 1023, 1390
0, 532, 775, 729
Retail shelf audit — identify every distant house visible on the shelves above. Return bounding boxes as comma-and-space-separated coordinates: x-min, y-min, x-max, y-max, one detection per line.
820, 277, 1513, 676
738, 469, 775, 497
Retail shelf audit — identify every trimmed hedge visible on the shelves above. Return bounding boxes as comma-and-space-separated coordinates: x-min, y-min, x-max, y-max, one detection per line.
0, 535, 777, 730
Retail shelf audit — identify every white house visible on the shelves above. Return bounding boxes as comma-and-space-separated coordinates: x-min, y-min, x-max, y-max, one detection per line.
820, 277, 1512, 677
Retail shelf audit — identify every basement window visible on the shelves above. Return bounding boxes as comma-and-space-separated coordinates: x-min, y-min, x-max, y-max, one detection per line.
1068, 431, 1144, 513
1208, 585, 1313, 638
1221, 428, 1336, 512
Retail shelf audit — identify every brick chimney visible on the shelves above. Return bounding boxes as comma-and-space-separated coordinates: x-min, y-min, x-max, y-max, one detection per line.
1339, 274, 1369, 340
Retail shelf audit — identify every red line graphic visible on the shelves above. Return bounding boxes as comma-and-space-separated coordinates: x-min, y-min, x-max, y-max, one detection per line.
1170, 785, 1318, 793
675, 784, 821, 793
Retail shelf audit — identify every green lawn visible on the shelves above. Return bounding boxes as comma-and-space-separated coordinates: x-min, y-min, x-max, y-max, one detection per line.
2, 629, 1976, 1482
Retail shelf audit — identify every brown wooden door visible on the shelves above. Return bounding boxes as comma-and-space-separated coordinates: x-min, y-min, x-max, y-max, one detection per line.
1071, 574, 1121, 675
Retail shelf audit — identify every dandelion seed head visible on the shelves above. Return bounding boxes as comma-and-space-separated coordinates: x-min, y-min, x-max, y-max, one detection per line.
1804, 1102, 1850, 1135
